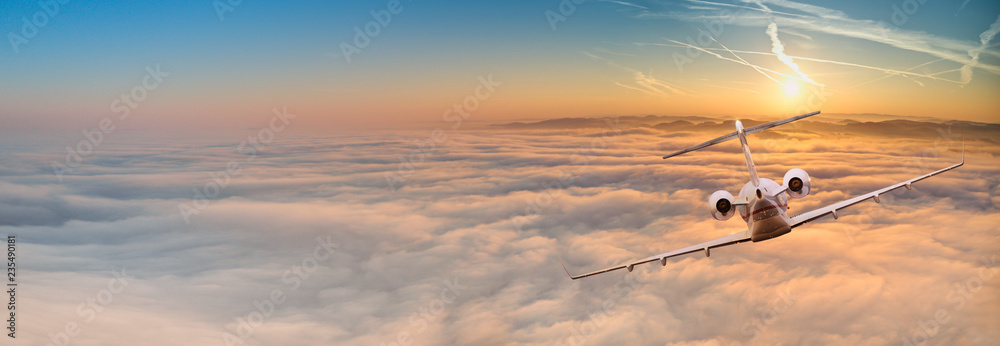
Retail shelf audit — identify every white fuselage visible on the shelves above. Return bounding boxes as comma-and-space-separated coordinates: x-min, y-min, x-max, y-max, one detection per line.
733, 120, 792, 242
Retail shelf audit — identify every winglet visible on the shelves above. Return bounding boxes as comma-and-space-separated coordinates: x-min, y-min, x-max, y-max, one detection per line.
961, 138, 965, 164
558, 256, 578, 280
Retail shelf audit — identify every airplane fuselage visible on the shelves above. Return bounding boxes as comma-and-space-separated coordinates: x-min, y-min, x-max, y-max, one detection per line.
733, 120, 792, 242
737, 179, 792, 242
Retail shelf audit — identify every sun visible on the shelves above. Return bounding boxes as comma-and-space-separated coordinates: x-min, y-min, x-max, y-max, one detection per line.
783, 80, 800, 96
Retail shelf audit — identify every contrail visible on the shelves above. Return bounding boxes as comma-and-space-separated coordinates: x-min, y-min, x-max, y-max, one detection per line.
958, 0, 972, 13
703, 33, 788, 87
677, 0, 1000, 77
692, 1, 822, 87
901, 75, 925, 87
961, 14, 1000, 85
600, 0, 648, 10
748, 0, 771, 12
846, 58, 954, 90
615, 82, 664, 97
766, 22, 820, 85
646, 42, 962, 84
686, 0, 813, 20
702, 82, 763, 94
633, 70, 689, 96
667, 38, 811, 88
584, 52, 691, 96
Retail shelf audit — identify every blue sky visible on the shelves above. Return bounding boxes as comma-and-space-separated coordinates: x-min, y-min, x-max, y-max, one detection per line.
2, 0, 998, 131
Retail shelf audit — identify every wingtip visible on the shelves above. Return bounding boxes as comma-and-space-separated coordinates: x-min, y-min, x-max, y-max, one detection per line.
558, 256, 578, 280
662, 151, 683, 160
961, 138, 965, 164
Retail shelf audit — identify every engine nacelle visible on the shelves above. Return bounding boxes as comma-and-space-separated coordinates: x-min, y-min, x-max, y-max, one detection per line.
709, 190, 736, 221
783, 168, 811, 198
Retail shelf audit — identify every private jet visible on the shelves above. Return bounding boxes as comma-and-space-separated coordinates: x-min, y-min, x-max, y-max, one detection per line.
561, 111, 964, 279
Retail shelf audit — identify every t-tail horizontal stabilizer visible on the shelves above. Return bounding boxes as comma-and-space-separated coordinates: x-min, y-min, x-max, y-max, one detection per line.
661, 111, 820, 159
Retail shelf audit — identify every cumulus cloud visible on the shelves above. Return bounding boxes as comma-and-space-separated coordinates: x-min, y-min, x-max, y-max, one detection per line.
2, 115, 998, 345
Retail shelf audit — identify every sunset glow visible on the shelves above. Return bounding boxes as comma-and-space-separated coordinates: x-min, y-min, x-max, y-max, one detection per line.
784, 80, 800, 97
0, 1, 998, 345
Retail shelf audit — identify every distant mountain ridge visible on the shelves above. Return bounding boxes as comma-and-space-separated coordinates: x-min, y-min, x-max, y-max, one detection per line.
493, 114, 999, 142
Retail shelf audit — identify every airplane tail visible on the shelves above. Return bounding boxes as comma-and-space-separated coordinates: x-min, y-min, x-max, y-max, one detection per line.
735, 120, 759, 187
661, 111, 820, 160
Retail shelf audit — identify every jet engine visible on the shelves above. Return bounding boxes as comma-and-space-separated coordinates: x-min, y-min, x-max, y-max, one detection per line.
783, 168, 811, 198
709, 190, 736, 221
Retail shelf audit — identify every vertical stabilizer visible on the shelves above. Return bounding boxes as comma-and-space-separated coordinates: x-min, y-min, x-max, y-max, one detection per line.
735, 121, 760, 187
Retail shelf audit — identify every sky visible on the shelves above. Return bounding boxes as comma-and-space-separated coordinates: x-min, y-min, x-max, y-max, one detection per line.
1, 0, 1000, 345
1, 0, 999, 132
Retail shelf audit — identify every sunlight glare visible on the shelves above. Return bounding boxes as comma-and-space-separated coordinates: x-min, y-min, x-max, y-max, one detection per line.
784, 81, 800, 96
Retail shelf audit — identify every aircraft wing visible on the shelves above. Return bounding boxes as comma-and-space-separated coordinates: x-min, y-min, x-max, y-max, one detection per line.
789, 146, 964, 228
562, 142, 963, 280
560, 230, 752, 280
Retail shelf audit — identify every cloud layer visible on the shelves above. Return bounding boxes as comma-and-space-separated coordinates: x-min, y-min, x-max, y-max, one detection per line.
2, 115, 998, 345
